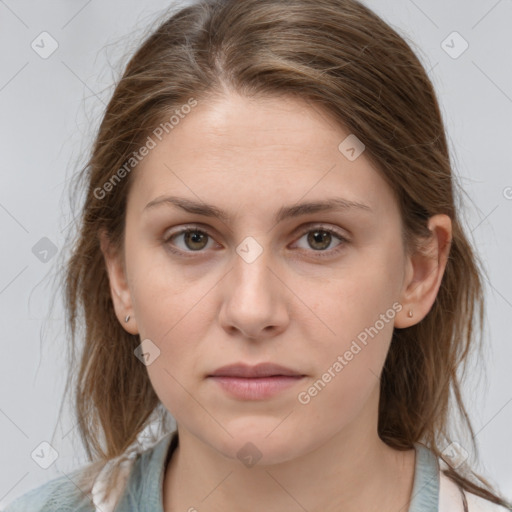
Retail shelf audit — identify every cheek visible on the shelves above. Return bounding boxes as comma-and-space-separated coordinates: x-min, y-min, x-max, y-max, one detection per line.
133, 275, 209, 422
126, 260, 206, 399
295, 361, 380, 442
301, 249, 401, 400
310, 260, 400, 350
127, 241, 206, 338
296, 282, 396, 427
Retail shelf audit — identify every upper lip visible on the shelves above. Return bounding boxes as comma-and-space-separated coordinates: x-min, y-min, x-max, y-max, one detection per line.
208, 363, 304, 378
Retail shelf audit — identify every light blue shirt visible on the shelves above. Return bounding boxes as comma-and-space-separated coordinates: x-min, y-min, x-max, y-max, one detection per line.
2, 432, 444, 511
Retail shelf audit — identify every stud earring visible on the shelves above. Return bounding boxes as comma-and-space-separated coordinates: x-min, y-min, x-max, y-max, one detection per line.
407, 310, 413, 318
125, 314, 131, 323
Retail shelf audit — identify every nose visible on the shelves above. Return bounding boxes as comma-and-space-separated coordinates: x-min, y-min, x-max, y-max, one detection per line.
218, 242, 290, 341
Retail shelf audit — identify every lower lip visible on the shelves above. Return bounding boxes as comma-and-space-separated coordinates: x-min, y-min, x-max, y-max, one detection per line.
208, 376, 304, 400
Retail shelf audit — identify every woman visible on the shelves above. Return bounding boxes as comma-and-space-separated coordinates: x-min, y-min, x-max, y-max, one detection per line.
4, 0, 511, 510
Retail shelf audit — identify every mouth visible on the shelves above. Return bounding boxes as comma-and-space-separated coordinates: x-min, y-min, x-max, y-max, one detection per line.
207, 362, 305, 378
207, 363, 306, 400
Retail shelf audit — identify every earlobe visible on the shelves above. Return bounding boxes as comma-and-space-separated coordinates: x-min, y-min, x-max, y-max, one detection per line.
394, 214, 452, 329
98, 229, 139, 335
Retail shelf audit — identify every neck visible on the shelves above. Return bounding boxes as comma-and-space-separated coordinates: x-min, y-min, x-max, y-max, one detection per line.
163, 397, 416, 512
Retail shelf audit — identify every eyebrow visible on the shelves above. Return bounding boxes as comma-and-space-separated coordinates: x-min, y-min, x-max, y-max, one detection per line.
143, 195, 372, 224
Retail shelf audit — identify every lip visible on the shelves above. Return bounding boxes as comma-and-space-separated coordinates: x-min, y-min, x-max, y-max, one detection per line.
208, 362, 304, 378
207, 363, 306, 400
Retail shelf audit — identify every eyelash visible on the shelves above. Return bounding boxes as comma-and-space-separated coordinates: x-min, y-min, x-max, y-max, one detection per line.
162, 224, 349, 259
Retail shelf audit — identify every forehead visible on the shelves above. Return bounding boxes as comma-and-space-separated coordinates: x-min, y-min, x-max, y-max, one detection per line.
128, 93, 396, 220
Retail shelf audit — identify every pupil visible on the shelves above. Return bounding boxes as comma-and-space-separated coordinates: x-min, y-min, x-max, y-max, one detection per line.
309, 230, 330, 250
186, 231, 206, 250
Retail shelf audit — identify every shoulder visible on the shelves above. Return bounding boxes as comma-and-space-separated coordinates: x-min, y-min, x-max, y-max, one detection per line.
1, 472, 94, 512
466, 492, 512, 512
439, 468, 511, 512
2, 432, 177, 512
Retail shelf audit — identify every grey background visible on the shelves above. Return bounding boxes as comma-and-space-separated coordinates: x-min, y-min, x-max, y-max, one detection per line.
0, 0, 511, 507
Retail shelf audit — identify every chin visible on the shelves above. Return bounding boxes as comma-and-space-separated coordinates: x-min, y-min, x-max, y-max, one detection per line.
210, 425, 304, 467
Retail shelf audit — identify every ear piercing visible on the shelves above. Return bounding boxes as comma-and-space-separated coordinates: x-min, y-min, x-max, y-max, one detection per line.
127, 311, 413, 323
124, 311, 415, 321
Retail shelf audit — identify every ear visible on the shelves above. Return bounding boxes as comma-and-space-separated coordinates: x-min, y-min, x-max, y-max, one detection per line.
99, 229, 139, 335
394, 214, 452, 328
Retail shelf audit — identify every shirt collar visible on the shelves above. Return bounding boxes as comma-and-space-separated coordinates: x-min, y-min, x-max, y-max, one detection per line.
408, 442, 440, 511
118, 434, 439, 512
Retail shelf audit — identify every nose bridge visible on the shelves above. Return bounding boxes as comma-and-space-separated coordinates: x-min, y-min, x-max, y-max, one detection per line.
232, 234, 276, 299
218, 234, 289, 339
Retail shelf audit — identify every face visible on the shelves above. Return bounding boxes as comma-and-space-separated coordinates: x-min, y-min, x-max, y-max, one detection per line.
105, 92, 414, 464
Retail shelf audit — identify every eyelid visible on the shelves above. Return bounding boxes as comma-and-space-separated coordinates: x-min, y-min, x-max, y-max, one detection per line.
293, 222, 350, 240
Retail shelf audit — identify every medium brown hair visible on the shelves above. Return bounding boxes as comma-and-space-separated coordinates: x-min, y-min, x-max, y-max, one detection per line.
56, 0, 511, 507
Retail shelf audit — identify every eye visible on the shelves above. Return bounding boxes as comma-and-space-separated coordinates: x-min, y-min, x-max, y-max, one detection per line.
292, 225, 349, 257
163, 224, 349, 258
163, 226, 217, 255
